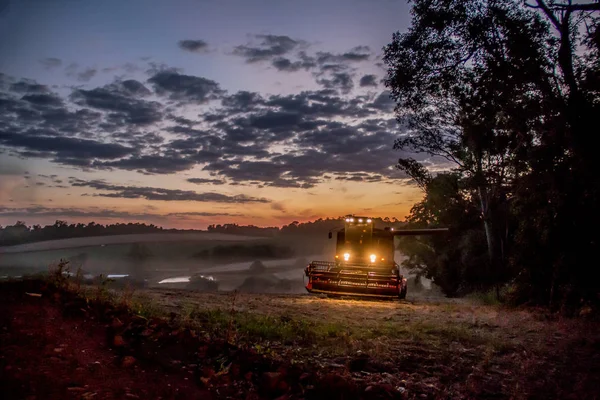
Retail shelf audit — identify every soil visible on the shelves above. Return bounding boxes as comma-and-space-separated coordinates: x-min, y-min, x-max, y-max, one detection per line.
0, 280, 211, 400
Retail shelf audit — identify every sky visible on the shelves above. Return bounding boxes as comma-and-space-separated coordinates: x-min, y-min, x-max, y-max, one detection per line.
0, 0, 430, 229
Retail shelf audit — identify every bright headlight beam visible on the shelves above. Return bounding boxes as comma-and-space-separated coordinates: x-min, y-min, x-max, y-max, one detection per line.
367, 219, 372, 223
343, 253, 350, 261
370, 254, 377, 263
358, 218, 363, 223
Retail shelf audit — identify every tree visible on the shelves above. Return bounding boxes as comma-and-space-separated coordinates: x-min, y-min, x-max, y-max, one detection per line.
386, 0, 600, 307
397, 173, 487, 295
385, 0, 553, 296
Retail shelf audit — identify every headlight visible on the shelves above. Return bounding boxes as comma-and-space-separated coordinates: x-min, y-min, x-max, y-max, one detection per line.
370, 254, 377, 263
367, 219, 372, 223
343, 252, 350, 261
358, 218, 363, 223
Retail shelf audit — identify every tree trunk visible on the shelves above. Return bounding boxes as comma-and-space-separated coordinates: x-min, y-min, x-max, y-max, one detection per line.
478, 185, 494, 263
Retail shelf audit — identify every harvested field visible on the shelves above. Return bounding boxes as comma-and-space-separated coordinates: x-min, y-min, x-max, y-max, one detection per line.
1, 279, 599, 399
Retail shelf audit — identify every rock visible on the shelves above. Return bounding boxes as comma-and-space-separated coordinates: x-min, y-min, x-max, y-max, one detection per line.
121, 356, 136, 368
113, 335, 126, 347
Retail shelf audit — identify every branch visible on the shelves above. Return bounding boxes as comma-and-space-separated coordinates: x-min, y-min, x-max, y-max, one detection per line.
554, 2, 600, 12
531, 0, 562, 30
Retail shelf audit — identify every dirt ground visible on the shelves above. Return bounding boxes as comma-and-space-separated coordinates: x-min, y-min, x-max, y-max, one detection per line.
1, 280, 599, 399
0, 281, 212, 400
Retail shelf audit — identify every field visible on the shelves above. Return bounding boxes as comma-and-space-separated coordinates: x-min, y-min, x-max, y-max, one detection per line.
0, 233, 332, 291
1, 278, 598, 399
1, 234, 598, 399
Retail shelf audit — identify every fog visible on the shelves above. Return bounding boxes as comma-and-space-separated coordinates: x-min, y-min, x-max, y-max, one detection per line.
0, 232, 439, 296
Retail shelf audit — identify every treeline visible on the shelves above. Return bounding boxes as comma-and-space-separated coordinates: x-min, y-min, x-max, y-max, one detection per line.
0, 220, 169, 247
207, 217, 405, 236
0, 217, 405, 247
387, 0, 599, 310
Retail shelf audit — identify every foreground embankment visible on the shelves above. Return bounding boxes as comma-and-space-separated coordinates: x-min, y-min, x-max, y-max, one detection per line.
1, 279, 598, 399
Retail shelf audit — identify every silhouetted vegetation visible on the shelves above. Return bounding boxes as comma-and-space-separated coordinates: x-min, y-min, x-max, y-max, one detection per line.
1, 217, 406, 247
0, 220, 167, 246
387, 0, 600, 310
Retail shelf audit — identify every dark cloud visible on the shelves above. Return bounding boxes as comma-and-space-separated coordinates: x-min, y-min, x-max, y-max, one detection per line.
148, 71, 224, 104
21, 93, 64, 108
39, 58, 63, 69
9, 79, 49, 93
77, 68, 97, 82
70, 81, 162, 125
96, 154, 196, 174
120, 79, 152, 96
187, 177, 226, 185
65, 63, 97, 82
0, 130, 134, 166
221, 90, 265, 112
271, 55, 316, 72
167, 211, 243, 217
0, 206, 240, 220
69, 178, 270, 203
316, 72, 354, 94
178, 39, 209, 53
367, 91, 395, 112
233, 34, 300, 63
0, 68, 415, 186
168, 115, 197, 126
315, 46, 371, 64
359, 74, 378, 87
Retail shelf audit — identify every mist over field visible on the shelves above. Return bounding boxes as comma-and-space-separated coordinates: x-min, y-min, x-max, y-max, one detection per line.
0, 228, 437, 296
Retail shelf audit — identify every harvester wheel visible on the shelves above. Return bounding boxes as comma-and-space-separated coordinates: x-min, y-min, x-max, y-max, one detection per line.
399, 286, 407, 300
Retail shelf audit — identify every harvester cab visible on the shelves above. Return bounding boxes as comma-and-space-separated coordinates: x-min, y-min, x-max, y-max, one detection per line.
305, 216, 447, 299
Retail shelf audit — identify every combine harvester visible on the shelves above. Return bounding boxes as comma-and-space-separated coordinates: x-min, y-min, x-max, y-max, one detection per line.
305, 216, 447, 299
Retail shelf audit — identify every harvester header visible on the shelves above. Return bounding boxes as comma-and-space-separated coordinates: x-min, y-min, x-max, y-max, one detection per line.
305, 216, 448, 299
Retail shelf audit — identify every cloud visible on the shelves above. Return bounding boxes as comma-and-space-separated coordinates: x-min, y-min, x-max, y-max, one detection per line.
69, 178, 270, 203
96, 154, 196, 174
167, 211, 242, 217
39, 57, 62, 69
77, 68, 97, 82
21, 93, 64, 108
178, 39, 209, 53
0, 131, 134, 164
70, 80, 162, 125
271, 55, 316, 72
233, 34, 301, 63
315, 46, 371, 65
0, 69, 422, 186
187, 178, 226, 185
0, 206, 241, 220
316, 72, 354, 94
148, 71, 225, 104
9, 79, 49, 93
359, 74, 378, 87
65, 63, 97, 82
367, 91, 395, 112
